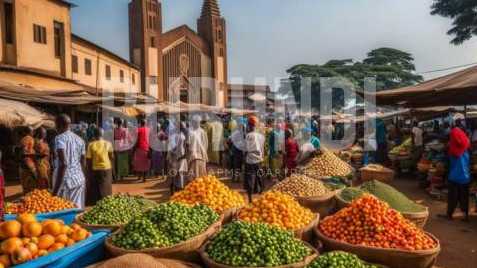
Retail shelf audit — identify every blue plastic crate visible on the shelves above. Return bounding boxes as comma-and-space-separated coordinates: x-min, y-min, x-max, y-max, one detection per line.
5, 209, 83, 225
14, 230, 111, 268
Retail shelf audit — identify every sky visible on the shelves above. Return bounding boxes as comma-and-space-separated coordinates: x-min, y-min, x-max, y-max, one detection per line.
69, 0, 477, 89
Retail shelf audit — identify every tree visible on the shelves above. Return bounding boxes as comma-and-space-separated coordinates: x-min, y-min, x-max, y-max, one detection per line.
430, 0, 477, 45
283, 48, 423, 110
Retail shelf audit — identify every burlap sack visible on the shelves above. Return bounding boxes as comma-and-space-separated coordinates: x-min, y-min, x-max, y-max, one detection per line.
88, 254, 202, 268
198, 240, 318, 268
314, 228, 440, 268
295, 190, 341, 217
74, 212, 122, 232
105, 216, 223, 262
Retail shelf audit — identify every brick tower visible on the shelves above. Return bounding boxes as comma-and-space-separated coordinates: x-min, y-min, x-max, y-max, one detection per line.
197, 0, 228, 107
129, 0, 164, 100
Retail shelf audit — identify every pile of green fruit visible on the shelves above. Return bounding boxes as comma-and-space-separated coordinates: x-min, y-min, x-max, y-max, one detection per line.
112, 203, 219, 250
206, 221, 312, 267
338, 180, 426, 213
81, 194, 157, 225
307, 251, 378, 268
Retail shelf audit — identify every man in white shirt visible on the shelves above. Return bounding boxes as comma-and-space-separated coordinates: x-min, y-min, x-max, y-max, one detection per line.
244, 115, 265, 202
188, 115, 208, 179
411, 121, 424, 163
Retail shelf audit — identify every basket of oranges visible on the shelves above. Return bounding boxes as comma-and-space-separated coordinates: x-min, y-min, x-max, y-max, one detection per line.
315, 195, 440, 268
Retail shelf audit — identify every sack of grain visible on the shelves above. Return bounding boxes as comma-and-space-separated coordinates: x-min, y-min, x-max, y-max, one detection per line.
89, 254, 201, 268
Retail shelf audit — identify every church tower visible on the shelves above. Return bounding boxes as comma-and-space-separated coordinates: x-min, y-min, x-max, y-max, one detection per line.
197, 0, 228, 107
129, 0, 164, 100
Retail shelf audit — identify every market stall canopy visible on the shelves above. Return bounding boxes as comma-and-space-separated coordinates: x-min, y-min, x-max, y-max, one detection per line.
373, 65, 477, 107
0, 80, 107, 105
0, 98, 53, 128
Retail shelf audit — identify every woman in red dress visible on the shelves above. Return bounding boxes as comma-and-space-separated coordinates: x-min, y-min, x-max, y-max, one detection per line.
284, 129, 299, 176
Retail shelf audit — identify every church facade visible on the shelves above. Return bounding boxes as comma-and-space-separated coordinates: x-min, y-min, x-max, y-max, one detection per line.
129, 0, 228, 107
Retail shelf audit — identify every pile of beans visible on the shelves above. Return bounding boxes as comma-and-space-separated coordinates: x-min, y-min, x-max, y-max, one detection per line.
272, 174, 330, 197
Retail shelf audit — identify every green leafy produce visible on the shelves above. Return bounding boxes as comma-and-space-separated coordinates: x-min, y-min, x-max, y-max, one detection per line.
339, 180, 426, 213
360, 180, 426, 213
112, 203, 219, 250
207, 221, 312, 267
307, 251, 378, 268
81, 194, 157, 225
339, 187, 365, 202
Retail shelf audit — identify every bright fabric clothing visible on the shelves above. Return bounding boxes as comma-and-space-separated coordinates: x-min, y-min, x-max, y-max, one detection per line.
136, 127, 150, 151
285, 138, 299, 170
53, 130, 86, 209
310, 135, 320, 149
133, 148, 151, 172
86, 140, 113, 170
188, 127, 208, 162
448, 127, 470, 157
35, 139, 50, 189
245, 131, 265, 164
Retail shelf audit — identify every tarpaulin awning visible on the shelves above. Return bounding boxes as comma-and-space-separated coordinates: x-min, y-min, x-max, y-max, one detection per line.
0, 80, 107, 105
373, 65, 477, 107
0, 98, 53, 128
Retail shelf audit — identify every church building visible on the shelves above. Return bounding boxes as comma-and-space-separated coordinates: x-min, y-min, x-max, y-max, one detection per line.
129, 0, 228, 107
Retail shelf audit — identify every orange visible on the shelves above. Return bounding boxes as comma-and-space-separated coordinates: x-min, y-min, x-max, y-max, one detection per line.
16, 213, 37, 224
30, 237, 39, 244
37, 249, 48, 257
0, 254, 11, 267
20, 238, 31, 245
37, 235, 55, 250
65, 239, 75, 247
70, 229, 88, 242
47, 243, 64, 253
22, 222, 42, 238
60, 225, 71, 235
0, 221, 22, 238
11, 247, 32, 265
42, 221, 62, 236
55, 234, 68, 244
70, 223, 81, 231
25, 243, 38, 256
1, 238, 23, 255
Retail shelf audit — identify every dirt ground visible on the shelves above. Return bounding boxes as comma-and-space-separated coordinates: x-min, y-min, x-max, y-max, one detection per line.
5, 172, 477, 268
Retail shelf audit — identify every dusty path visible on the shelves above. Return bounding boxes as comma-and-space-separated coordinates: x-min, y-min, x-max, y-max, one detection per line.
5, 174, 477, 268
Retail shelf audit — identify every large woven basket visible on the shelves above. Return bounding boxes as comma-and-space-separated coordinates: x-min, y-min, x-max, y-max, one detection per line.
199, 240, 318, 268
314, 228, 440, 268
105, 216, 223, 262
74, 212, 122, 232
360, 166, 395, 183
294, 190, 341, 217
293, 214, 320, 243
333, 195, 429, 229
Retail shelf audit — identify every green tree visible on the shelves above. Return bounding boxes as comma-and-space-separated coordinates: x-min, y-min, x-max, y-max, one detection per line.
430, 0, 477, 45
282, 48, 423, 110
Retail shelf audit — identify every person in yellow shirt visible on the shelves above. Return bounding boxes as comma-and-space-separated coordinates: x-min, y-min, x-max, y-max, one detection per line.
86, 127, 113, 205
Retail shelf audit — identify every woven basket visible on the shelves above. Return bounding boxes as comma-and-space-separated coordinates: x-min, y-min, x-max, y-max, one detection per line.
293, 214, 320, 243
401, 208, 430, 229
199, 240, 318, 268
74, 212, 122, 232
221, 207, 241, 224
294, 190, 341, 217
314, 228, 440, 268
360, 166, 395, 183
333, 195, 429, 229
105, 216, 223, 262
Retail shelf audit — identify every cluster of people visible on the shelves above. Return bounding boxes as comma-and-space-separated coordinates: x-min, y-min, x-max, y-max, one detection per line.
10, 112, 325, 209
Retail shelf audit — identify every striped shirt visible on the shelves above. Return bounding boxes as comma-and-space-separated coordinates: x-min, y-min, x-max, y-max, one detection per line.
54, 130, 86, 190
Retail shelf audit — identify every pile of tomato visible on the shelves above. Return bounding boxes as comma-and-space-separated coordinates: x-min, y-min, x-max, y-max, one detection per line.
319, 195, 437, 251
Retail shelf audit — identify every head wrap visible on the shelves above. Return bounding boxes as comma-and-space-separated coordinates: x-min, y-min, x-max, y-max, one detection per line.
248, 115, 259, 127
